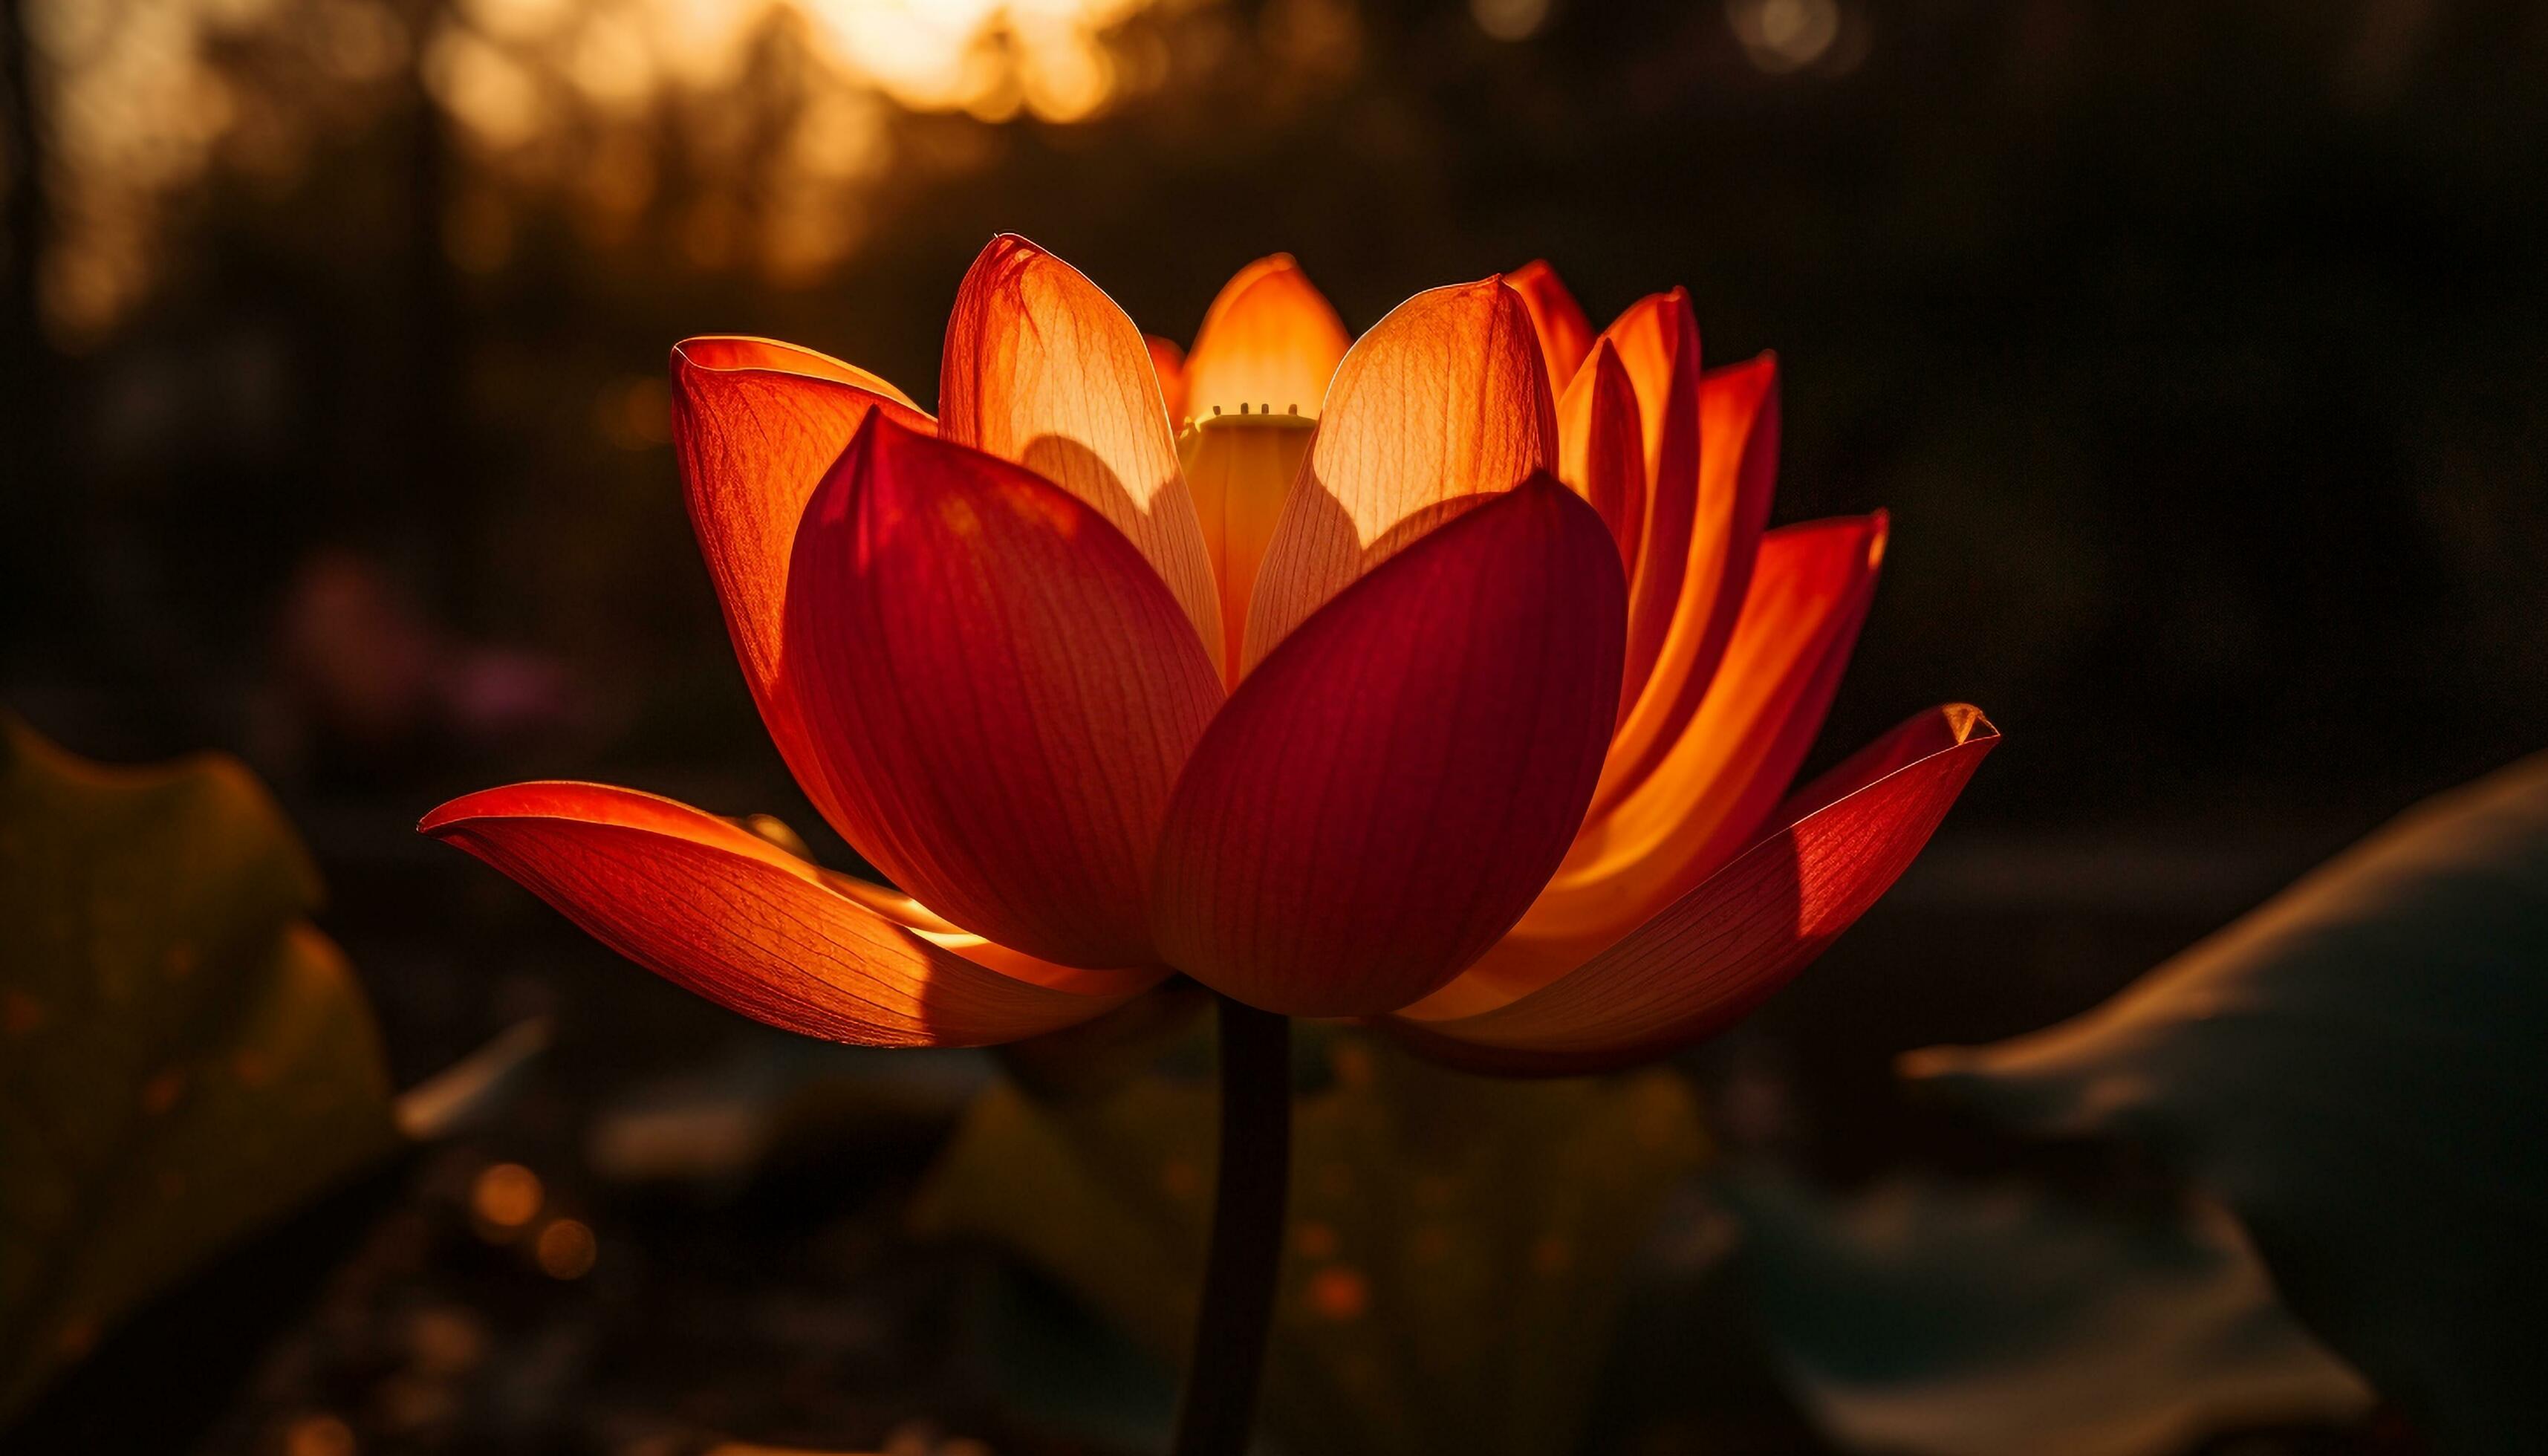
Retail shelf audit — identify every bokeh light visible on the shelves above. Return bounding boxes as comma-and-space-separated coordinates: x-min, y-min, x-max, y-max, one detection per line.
469, 1160, 544, 1232
1726, 0, 1842, 73
25, 0, 1183, 342
533, 1217, 599, 1278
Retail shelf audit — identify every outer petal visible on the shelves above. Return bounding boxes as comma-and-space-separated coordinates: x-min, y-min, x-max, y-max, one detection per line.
1242, 278, 1558, 670
1146, 334, 1189, 426
419, 782, 1160, 1047
1387, 706, 1998, 1073
939, 234, 1225, 672
1593, 352, 1782, 809
1556, 338, 1648, 585
1507, 259, 1595, 395
669, 336, 935, 833
1152, 476, 1625, 1016
1424, 514, 1888, 1006
1603, 291, 1703, 708
1180, 254, 1352, 421
784, 415, 1226, 969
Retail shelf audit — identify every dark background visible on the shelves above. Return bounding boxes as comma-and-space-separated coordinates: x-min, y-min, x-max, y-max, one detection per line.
3, 1, 2542, 1452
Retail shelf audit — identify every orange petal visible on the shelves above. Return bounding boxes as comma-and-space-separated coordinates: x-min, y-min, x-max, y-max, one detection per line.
676, 334, 927, 409
669, 336, 935, 835
1556, 338, 1648, 583
1151, 476, 1625, 1016
420, 781, 1160, 1047
1181, 254, 1352, 422
1387, 706, 1998, 1072
1593, 352, 1782, 807
1431, 513, 1888, 1006
1146, 334, 1189, 426
1242, 277, 1558, 670
1507, 259, 1595, 394
1603, 290, 1703, 708
939, 235, 1224, 673
783, 415, 1225, 969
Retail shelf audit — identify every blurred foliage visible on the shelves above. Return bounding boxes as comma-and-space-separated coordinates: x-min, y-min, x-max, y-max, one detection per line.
0, 712, 400, 1423
1731, 1175, 2371, 1456
912, 1027, 1706, 1455
1908, 749, 2548, 1455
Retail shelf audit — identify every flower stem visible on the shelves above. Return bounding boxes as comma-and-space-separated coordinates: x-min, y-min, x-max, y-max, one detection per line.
1169, 995, 1292, 1456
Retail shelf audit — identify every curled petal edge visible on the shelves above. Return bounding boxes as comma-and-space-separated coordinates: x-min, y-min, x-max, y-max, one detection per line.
1382, 705, 1997, 1075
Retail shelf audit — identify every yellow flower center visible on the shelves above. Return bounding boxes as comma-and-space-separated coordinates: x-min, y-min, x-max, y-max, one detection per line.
1181, 406, 1316, 678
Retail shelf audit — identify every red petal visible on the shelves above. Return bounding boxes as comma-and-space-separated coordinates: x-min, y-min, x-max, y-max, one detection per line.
1152, 476, 1625, 1015
1241, 278, 1558, 672
784, 415, 1225, 969
1387, 706, 1997, 1073
940, 235, 1224, 672
669, 336, 934, 833
1602, 291, 1703, 709
1417, 514, 1888, 1010
1593, 352, 1782, 807
1556, 338, 1648, 590
420, 782, 1159, 1047
1180, 254, 1352, 422
1507, 259, 1596, 397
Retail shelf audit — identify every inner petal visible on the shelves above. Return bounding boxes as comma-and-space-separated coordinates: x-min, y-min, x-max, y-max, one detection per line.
1180, 409, 1317, 681
1181, 255, 1351, 426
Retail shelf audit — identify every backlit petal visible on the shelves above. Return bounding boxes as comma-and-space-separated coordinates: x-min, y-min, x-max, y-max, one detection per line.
1604, 291, 1703, 707
1146, 334, 1189, 426
1181, 254, 1351, 421
784, 415, 1225, 968
1507, 259, 1594, 394
1556, 338, 1648, 583
1388, 706, 1997, 1072
939, 235, 1224, 672
1242, 278, 1557, 670
1593, 352, 1782, 807
420, 782, 1159, 1047
1428, 514, 1888, 1006
1152, 476, 1625, 1016
669, 336, 934, 833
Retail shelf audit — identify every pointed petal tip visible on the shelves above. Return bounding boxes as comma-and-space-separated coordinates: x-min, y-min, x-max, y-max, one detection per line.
668, 336, 926, 412
1389, 701, 1998, 1073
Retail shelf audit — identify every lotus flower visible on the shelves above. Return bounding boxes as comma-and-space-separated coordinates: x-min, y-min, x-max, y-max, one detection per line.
421, 237, 1995, 1076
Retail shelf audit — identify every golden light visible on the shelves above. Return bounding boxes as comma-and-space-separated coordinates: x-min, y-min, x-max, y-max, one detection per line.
1470, 0, 1553, 44
1727, 0, 1842, 73
27, 0, 1181, 340
469, 1161, 545, 1231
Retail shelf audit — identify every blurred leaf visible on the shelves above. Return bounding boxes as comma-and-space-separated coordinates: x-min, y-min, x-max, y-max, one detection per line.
1732, 1176, 2372, 1456
911, 1027, 1706, 1456
0, 715, 399, 1423
1906, 750, 2548, 1453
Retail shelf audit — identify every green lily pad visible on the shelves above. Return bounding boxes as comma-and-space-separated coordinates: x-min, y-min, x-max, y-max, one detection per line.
911, 1027, 1707, 1456
0, 715, 400, 1422
1731, 1176, 2372, 1456
1905, 750, 2548, 1453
